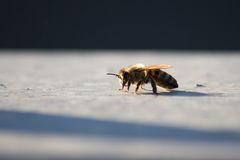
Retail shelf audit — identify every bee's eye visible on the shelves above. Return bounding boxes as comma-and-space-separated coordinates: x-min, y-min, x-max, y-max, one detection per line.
123, 72, 129, 80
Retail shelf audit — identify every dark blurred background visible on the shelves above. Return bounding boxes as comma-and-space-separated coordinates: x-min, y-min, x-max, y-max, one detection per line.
0, 0, 240, 50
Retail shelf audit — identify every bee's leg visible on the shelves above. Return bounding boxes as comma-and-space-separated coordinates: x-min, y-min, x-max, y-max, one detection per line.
135, 81, 142, 94
122, 81, 127, 90
119, 80, 128, 91
150, 77, 157, 94
141, 76, 150, 91
127, 80, 131, 91
122, 81, 126, 90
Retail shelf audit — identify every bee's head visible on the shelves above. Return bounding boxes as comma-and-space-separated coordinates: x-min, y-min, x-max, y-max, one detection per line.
119, 69, 130, 83
107, 69, 129, 80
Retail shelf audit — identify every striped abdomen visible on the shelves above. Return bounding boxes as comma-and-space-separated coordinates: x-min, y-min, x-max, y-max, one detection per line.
150, 69, 178, 89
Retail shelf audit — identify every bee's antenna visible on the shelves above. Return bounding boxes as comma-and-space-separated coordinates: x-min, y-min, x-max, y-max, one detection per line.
107, 73, 120, 78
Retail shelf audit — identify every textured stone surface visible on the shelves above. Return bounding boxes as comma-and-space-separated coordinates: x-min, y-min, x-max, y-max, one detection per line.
0, 51, 240, 159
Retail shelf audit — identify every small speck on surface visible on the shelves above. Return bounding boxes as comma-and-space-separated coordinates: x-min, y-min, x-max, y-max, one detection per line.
0, 83, 7, 88
196, 84, 206, 87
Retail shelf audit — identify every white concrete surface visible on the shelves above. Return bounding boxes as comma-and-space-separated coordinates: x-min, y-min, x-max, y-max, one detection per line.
0, 51, 240, 159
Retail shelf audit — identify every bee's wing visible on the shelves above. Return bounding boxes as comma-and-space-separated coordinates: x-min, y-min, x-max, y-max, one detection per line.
145, 64, 173, 70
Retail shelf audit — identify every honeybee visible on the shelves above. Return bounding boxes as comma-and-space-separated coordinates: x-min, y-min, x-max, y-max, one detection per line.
107, 64, 178, 94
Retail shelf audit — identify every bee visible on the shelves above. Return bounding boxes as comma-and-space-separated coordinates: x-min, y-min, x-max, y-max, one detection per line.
107, 64, 178, 94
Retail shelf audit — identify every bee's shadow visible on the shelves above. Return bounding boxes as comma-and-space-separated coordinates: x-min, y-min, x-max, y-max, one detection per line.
141, 90, 222, 97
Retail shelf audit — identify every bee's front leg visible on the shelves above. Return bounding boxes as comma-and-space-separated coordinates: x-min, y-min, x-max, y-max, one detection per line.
119, 80, 128, 91
127, 80, 131, 91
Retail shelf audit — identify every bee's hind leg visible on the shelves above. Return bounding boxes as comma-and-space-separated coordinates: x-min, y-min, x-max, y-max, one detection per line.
149, 77, 157, 94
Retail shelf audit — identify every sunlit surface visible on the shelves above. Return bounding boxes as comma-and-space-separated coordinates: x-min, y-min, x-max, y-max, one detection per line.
0, 51, 240, 160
